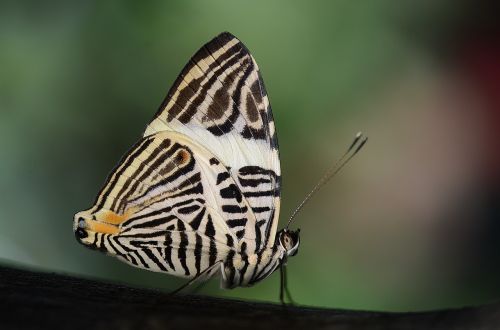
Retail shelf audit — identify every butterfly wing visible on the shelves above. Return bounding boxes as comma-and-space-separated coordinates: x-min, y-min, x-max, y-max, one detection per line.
76, 131, 257, 278
145, 32, 281, 252
75, 32, 282, 280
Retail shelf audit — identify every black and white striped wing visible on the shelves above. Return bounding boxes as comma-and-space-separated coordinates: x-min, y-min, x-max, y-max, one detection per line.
146, 32, 281, 252
75, 32, 282, 279
77, 131, 255, 278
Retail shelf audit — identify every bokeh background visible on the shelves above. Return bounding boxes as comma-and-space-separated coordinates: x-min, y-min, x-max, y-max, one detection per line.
1, 1, 499, 311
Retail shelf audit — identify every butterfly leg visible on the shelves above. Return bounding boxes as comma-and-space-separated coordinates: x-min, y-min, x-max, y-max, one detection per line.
283, 265, 296, 305
279, 261, 285, 305
279, 261, 296, 305
170, 261, 222, 295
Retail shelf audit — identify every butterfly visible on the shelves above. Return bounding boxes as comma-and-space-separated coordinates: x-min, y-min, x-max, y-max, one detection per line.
74, 32, 366, 304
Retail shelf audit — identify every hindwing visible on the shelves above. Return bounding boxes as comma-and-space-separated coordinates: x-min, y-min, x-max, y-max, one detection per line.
82, 132, 259, 277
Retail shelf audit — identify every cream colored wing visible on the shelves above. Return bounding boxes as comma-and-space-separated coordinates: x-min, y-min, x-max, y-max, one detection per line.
75, 131, 258, 278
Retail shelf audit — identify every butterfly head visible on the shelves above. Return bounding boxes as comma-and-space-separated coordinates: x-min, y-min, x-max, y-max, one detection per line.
278, 228, 300, 257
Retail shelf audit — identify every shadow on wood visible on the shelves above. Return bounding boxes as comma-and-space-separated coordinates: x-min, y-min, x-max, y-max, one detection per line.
0, 265, 499, 330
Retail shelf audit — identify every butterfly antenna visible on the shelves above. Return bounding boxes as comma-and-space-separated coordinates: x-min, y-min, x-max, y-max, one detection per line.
285, 132, 368, 229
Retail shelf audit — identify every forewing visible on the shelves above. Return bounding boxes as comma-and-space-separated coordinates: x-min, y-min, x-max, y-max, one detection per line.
145, 32, 281, 251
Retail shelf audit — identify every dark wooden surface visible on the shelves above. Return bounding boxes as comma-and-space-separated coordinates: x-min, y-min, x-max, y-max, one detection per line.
0, 265, 499, 330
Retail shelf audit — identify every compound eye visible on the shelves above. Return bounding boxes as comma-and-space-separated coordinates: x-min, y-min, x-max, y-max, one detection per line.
279, 233, 292, 250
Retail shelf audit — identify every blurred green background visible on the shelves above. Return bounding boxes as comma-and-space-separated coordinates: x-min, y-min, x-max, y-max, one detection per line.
1, 1, 500, 311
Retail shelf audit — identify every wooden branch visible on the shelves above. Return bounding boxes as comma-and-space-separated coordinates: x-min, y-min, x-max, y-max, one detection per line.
0, 265, 499, 330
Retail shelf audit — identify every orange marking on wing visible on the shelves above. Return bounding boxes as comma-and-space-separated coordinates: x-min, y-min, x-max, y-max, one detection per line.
88, 220, 120, 235
102, 210, 130, 225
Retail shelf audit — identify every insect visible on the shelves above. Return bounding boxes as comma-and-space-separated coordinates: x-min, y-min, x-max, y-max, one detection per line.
74, 32, 367, 304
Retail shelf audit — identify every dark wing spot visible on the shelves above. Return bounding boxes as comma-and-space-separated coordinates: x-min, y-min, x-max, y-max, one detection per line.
250, 80, 263, 104
245, 93, 259, 123
206, 88, 230, 121
220, 184, 242, 203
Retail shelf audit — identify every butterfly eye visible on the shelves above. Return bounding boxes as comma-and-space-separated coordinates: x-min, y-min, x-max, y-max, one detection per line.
280, 233, 294, 250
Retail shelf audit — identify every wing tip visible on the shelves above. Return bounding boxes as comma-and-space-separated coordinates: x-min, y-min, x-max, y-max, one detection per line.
213, 31, 255, 60
204, 32, 242, 52
217, 31, 238, 41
